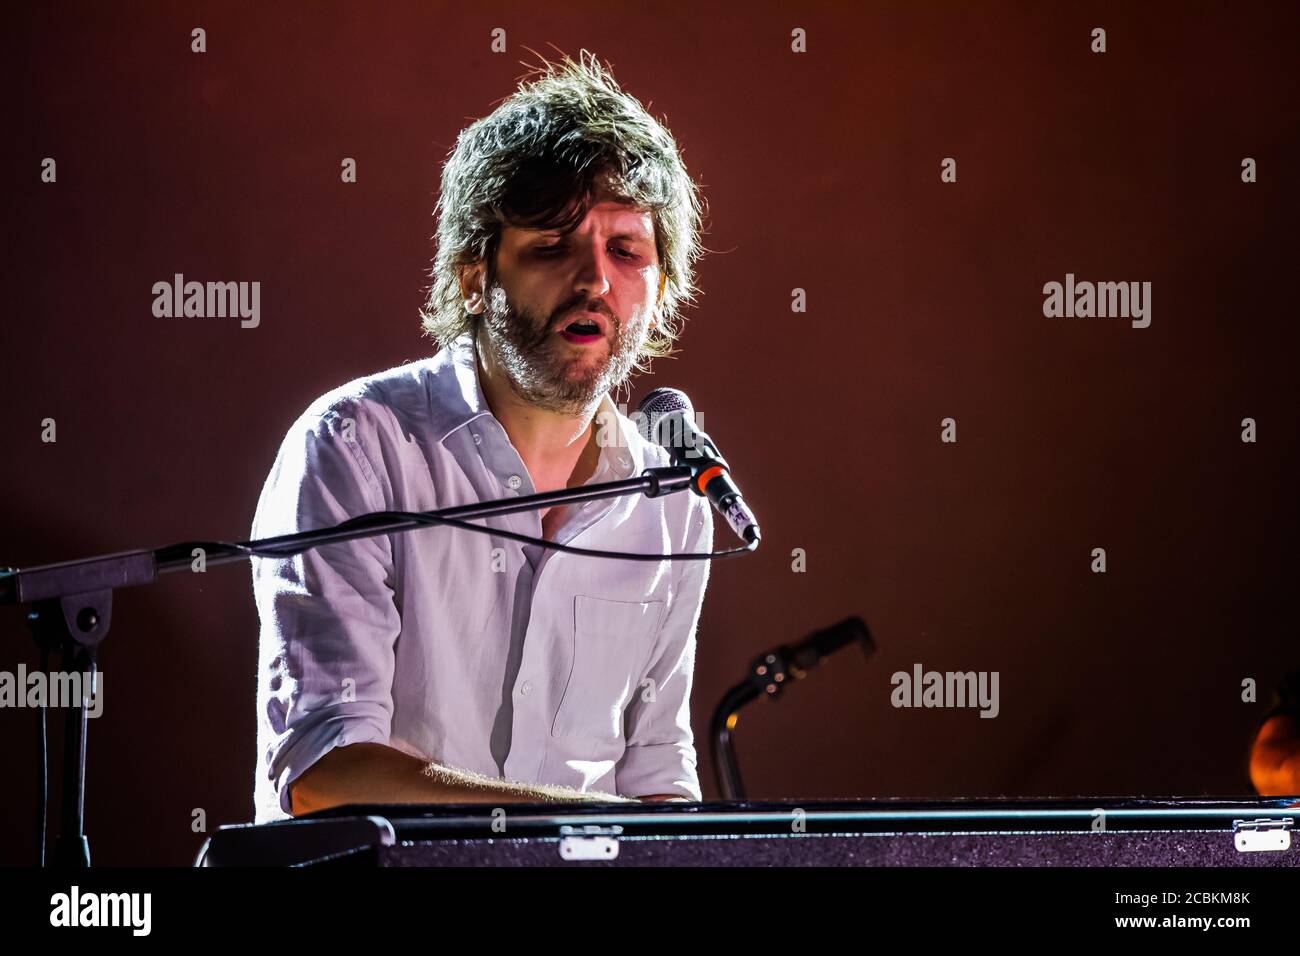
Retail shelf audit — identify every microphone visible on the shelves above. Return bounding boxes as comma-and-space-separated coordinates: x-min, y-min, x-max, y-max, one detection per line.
636, 388, 761, 545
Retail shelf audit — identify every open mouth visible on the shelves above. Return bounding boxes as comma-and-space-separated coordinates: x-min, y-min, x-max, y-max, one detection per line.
560, 318, 604, 343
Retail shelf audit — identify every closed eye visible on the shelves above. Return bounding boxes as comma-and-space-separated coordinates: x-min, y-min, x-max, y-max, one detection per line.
534, 244, 639, 262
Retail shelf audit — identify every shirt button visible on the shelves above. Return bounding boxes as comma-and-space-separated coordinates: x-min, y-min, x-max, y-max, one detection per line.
506, 474, 522, 490
520, 680, 532, 696
472, 432, 481, 445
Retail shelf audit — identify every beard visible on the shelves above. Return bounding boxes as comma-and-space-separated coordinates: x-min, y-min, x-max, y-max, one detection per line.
477, 280, 645, 415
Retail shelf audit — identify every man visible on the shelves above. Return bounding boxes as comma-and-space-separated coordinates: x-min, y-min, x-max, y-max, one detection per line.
250, 52, 711, 823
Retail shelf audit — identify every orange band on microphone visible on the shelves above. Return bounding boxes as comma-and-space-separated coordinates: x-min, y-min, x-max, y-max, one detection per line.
696, 465, 725, 494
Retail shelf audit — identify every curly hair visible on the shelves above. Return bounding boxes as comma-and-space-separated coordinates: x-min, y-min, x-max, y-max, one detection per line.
420, 50, 706, 372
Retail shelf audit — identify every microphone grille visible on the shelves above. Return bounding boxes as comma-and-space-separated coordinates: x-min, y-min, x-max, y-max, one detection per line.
636, 388, 693, 444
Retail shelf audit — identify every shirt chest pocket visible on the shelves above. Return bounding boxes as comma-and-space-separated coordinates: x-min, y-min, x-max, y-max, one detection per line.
550, 595, 666, 740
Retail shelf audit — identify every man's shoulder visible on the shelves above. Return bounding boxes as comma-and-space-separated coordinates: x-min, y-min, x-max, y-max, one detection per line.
298, 357, 439, 428
291, 338, 482, 449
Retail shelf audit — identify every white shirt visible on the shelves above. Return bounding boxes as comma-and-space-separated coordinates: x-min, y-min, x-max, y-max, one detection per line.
250, 332, 712, 822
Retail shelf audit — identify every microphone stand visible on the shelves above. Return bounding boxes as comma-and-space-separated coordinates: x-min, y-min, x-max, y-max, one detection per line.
710, 617, 876, 800
2, 465, 699, 867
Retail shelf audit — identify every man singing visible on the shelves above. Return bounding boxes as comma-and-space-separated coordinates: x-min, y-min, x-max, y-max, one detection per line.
250, 52, 711, 822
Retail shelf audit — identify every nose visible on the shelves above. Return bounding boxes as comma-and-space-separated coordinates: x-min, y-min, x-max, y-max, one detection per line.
572, 235, 611, 301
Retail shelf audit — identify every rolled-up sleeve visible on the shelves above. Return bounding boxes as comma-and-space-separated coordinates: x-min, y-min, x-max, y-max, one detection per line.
251, 400, 400, 817
615, 495, 713, 801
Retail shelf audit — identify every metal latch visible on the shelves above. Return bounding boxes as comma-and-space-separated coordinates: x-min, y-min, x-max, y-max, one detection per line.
558, 824, 623, 861
1233, 817, 1293, 853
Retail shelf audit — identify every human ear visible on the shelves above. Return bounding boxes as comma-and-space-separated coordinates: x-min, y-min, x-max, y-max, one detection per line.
459, 262, 487, 315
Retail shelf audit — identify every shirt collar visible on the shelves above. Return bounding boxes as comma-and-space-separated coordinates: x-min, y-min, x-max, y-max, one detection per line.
426, 331, 642, 480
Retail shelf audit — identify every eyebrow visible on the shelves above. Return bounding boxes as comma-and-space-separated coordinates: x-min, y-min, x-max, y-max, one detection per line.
531, 226, 654, 243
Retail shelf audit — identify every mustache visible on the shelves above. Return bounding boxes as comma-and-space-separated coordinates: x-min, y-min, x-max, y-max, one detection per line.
551, 298, 615, 329
483, 281, 619, 345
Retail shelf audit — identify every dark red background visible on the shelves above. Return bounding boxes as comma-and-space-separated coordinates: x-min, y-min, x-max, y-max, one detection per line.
4, 1, 1297, 865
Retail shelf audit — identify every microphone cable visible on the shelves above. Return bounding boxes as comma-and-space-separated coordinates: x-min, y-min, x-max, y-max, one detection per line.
223, 507, 759, 563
